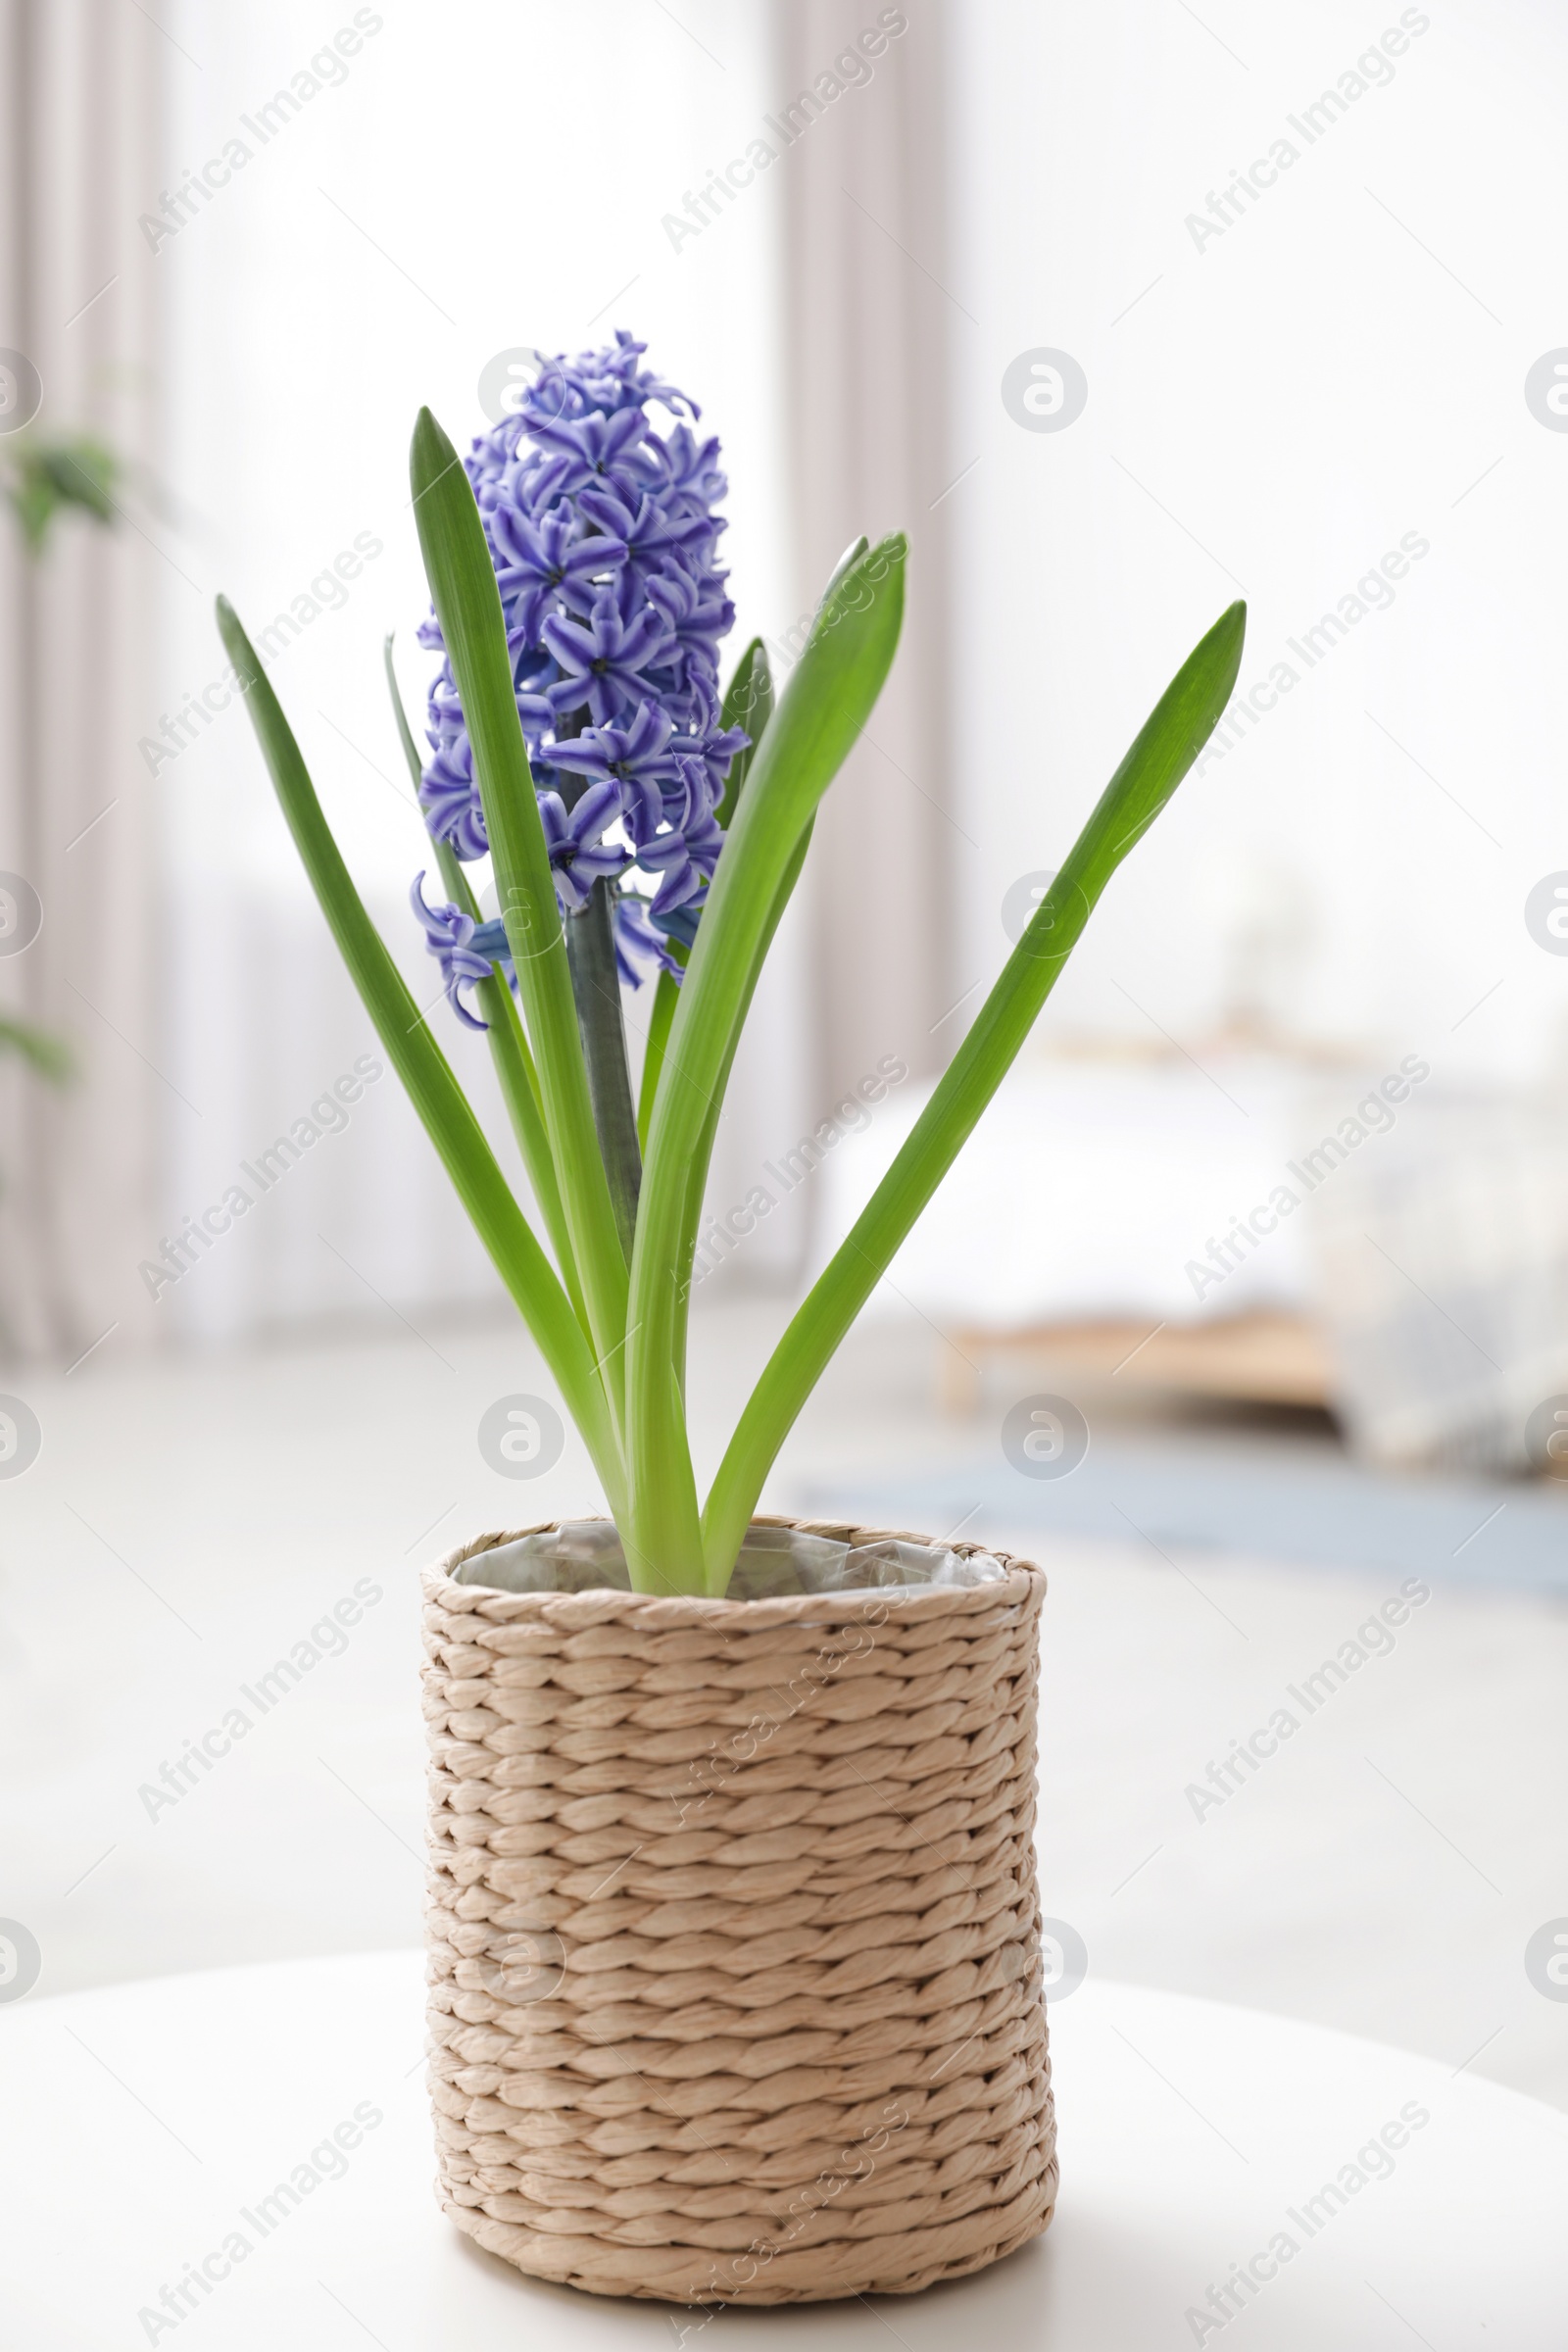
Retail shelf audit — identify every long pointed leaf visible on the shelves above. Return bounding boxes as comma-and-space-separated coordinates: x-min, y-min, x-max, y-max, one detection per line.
701, 598, 1247, 1588
638, 638, 775, 1154
635, 960, 681, 1158
382, 635, 590, 1338
670, 814, 812, 1388
408, 408, 631, 1407
714, 635, 774, 827
215, 595, 625, 1515
626, 537, 906, 1586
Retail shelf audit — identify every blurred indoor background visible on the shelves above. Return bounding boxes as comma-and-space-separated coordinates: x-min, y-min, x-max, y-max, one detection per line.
2, 0, 1565, 2110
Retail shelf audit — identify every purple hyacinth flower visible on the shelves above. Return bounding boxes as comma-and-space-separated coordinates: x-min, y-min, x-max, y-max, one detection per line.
425, 661, 466, 736
651, 900, 702, 954
644, 561, 735, 689
414, 333, 745, 1017
576, 485, 714, 595
536, 778, 630, 912
637, 757, 723, 915
612, 890, 684, 987
590, 329, 697, 417
418, 738, 490, 862
410, 872, 509, 1031
525, 407, 650, 502
542, 584, 673, 727
522, 330, 696, 428
649, 420, 727, 509
548, 702, 677, 842
668, 692, 750, 802
501, 445, 579, 520
491, 504, 626, 644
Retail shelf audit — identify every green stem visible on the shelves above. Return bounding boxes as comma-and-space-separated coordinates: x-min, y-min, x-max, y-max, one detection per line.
565, 878, 641, 1264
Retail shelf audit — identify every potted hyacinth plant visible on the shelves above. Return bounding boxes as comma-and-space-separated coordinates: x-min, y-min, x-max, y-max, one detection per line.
216, 332, 1243, 2309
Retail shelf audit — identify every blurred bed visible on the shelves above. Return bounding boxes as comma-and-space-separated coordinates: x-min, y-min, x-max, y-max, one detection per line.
810, 1045, 1332, 1403
808, 1045, 1568, 1466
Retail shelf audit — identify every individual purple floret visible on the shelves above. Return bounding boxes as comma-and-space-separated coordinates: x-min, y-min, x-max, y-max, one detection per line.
612, 890, 684, 987
637, 757, 724, 915
542, 583, 674, 728
536, 780, 631, 912
547, 703, 678, 842
409, 873, 513, 1032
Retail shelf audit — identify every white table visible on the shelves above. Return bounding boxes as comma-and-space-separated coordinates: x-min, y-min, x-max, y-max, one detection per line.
4, 1951, 1565, 2348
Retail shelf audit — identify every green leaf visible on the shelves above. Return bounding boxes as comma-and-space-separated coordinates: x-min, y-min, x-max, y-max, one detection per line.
0, 1014, 73, 1082
408, 407, 630, 1404
383, 633, 589, 1339
635, 959, 682, 1159
714, 635, 774, 827
626, 537, 906, 1589
701, 598, 1248, 1589
636, 638, 774, 1154
669, 814, 812, 1389
2, 433, 121, 558
216, 593, 625, 1515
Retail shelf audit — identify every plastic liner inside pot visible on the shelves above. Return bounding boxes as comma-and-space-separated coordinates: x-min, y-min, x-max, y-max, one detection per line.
450, 1519, 1007, 1595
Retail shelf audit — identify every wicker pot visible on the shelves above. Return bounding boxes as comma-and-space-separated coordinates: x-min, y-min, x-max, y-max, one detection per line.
421, 1515, 1055, 2305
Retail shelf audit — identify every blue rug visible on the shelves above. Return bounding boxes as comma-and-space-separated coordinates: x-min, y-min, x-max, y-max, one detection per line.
804, 1432, 1568, 1596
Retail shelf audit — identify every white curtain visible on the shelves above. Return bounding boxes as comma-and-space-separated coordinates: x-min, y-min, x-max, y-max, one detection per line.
155, 0, 807, 1341
10, 0, 961, 1351
778, 0, 960, 1101
0, 0, 164, 1358
948, 0, 1568, 1087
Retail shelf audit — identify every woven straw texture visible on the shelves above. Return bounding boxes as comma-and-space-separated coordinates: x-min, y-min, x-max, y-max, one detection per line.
422, 1515, 1054, 2305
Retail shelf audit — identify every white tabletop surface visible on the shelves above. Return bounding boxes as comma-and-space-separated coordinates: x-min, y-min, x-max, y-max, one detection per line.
4, 1950, 1565, 2349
